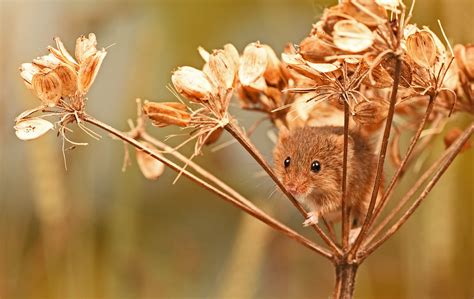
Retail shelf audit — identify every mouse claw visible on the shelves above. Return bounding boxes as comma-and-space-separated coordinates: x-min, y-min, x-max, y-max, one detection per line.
303, 212, 319, 227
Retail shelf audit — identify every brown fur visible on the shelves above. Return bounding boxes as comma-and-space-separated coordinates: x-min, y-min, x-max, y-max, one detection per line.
273, 126, 378, 225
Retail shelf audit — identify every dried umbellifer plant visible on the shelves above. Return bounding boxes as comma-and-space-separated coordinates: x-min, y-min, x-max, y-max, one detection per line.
14, 0, 474, 298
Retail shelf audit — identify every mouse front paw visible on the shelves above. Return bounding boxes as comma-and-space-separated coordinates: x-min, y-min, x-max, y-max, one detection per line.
303, 212, 319, 227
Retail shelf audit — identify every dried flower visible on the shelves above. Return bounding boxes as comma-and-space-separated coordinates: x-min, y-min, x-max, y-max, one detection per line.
239, 43, 268, 88
14, 118, 54, 140
454, 44, 474, 81
352, 101, 388, 125
136, 142, 165, 180
172, 66, 217, 103
143, 101, 191, 127
406, 30, 437, 69
208, 49, 236, 90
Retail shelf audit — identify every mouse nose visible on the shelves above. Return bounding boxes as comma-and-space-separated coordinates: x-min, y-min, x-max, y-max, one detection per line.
286, 183, 298, 194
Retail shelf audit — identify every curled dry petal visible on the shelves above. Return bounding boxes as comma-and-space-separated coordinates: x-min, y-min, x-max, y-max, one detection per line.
32, 68, 63, 106
14, 118, 54, 141
136, 142, 165, 180
75, 33, 98, 63
32, 53, 62, 69
78, 50, 107, 94
143, 101, 191, 127
54, 64, 78, 97
406, 30, 437, 68
172, 66, 216, 102
49, 37, 78, 69
333, 20, 374, 53
198, 46, 210, 62
208, 49, 236, 90
340, 0, 387, 27
20, 63, 41, 88
239, 42, 268, 86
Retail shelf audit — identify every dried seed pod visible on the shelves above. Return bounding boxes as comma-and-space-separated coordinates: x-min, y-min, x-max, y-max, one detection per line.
75, 33, 98, 63
49, 37, 78, 69
381, 55, 412, 88
406, 30, 437, 69
14, 118, 54, 141
444, 127, 471, 152
54, 64, 78, 97
172, 66, 216, 103
208, 49, 236, 90
333, 20, 374, 53
78, 50, 107, 94
262, 45, 282, 85
299, 36, 335, 63
352, 101, 387, 125
136, 142, 165, 180
204, 127, 224, 145
143, 101, 191, 127
376, 0, 400, 11
32, 68, 63, 106
454, 44, 474, 81
239, 42, 268, 86
198, 46, 210, 62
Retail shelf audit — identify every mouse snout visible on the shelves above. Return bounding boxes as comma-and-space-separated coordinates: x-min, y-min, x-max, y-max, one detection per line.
285, 181, 308, 197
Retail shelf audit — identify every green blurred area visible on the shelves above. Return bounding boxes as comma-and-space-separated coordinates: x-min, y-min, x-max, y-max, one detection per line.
0, 0, 473, 298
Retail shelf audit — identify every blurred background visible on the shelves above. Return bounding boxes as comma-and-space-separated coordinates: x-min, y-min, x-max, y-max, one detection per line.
0, 0, 473, 298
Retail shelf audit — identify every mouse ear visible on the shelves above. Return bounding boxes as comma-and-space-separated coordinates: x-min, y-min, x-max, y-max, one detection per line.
278, 126, 290, 141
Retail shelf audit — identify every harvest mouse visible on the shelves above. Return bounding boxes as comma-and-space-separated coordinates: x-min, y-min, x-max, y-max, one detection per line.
273, 126, 379, 243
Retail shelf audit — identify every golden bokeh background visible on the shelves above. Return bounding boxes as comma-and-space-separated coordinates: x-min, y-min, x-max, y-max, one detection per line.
0, 0, 473, 298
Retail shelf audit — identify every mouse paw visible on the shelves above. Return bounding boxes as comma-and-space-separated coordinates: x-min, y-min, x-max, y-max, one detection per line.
303, 212, 319, 227
349, 227, 362, 244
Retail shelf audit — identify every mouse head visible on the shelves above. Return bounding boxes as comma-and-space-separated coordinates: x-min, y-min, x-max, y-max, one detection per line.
273, 126, 354, 200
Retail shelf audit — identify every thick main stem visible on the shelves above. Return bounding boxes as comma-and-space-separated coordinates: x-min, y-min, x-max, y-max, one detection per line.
333, 262, 359, 299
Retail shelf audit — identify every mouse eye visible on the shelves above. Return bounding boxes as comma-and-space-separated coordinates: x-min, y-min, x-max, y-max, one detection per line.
311, 161, 321, 173
284, 157, 291, 168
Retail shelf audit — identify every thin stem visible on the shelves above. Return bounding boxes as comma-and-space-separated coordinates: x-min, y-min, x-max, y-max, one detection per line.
367, 93, 437, 231
341, 101, 351, 250
350, 55, 402, 256
82, 114, 333, 259
225, 121, 343, 256
360, 123, 473, 260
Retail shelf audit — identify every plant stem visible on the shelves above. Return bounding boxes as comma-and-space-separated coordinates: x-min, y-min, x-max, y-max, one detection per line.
333, 262, 359, 299
225, 121, 342, 256
341, 100, 351, 250
82, 114, 332, 259
350, 54, 402, 256
360, 123, 473, 259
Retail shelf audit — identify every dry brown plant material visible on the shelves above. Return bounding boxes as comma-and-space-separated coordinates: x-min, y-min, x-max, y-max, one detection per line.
136, 142, 166, 180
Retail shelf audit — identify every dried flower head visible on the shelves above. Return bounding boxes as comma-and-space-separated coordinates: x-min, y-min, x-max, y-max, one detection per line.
172, 66, 217, 103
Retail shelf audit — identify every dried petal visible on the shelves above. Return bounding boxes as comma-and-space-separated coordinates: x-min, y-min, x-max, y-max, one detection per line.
239, 42, 268, 86
54, 64, 78, 96
198, 46, 210, 62
381, 55, 412, 88
223, 43, 240, 69
78, 50, 107, 94
19, 63, 41, 88
353, 101, 387, 125
143, 101, 191, 127
208, 49, 236, 90
444, 127, 471, 152
14, 118, 54, 141
375, 0, 400, 11
49, 37, 78, 69
262, 45, 282, 85
33, 53, 62, 69
307, 61, 340, 73
299, 36, 335, 62
406, 30, 437, 68
204, 127, 224, 145
75, 33, 98, 63
172, 66, 216, 102
136, 142, 165, 180
340, 0, 387, 27
32, 68, 63, 106
333, 20, 374, 53
454, 44, 474, 81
